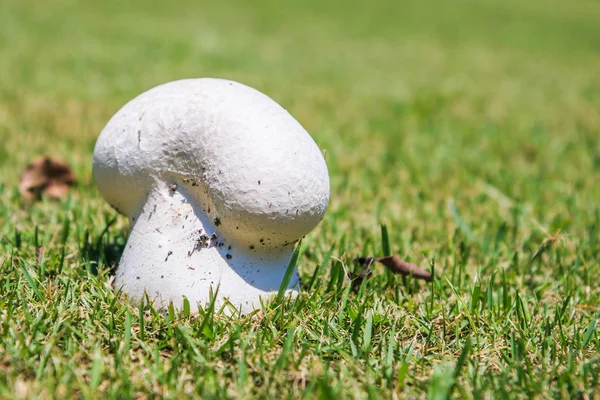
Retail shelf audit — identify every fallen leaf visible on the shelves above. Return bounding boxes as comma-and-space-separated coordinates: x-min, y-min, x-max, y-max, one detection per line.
19, 157, 76, 201
376, 255, 434, 281
353, 255, 435, 283
36, 246, 44, 264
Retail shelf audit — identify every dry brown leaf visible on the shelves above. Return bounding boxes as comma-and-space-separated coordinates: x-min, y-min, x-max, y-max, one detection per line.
353, 255, 435, 285
36, 246, 44, 264
19, 157, 76, 201
376, 255, 434, 282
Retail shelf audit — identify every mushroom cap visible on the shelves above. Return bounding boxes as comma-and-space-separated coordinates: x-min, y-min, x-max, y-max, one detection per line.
93, 78, 330, 247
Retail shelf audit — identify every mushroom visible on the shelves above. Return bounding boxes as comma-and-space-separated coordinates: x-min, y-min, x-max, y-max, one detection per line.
92, 78, 330, 314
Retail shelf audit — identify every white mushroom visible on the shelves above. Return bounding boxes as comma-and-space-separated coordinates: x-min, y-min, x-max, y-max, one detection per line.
92, 78, 330, 314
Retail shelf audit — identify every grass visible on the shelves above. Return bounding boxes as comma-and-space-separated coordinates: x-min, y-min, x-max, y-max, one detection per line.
1, 0, 599, 397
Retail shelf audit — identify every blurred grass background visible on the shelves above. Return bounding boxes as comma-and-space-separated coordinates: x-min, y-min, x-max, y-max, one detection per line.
0, 0, 599, 398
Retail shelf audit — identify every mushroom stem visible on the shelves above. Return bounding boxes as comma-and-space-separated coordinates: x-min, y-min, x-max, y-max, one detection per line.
116, 185, 299, 314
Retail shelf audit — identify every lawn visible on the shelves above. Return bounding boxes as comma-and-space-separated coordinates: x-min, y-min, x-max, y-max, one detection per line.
1, 0, 599, 398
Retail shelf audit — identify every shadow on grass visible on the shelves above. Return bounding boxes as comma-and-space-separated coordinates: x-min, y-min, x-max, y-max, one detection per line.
82, 239, 125, 276
80, 216, 126, 276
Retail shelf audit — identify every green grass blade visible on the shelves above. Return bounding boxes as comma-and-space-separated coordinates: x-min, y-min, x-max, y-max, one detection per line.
20, 265, 44, 302
276, 240, 302, 303
582, 316, 597, 349
381, 224, 391, 256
